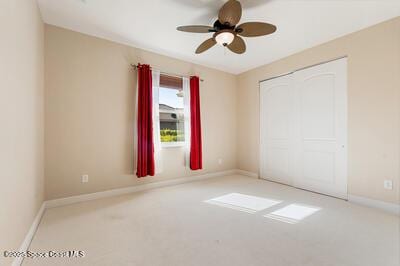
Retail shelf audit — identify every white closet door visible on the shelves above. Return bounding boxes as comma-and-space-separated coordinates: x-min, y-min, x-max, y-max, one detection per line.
259, 58, 348, 199
260, 74, 295, 185
293, 58, 347, 199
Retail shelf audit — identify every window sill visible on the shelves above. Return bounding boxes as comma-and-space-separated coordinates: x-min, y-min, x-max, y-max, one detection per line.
161, 142, 185, 148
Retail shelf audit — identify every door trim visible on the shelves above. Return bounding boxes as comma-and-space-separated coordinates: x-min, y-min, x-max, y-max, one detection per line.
258, 55, 348, 84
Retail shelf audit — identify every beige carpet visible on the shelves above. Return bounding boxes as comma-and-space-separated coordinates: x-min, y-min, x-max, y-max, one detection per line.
24, 175, 399, 266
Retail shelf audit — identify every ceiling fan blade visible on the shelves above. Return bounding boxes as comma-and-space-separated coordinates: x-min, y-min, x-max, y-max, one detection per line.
236, 22, 277, 37
195, 38, 217, 54
177, 25, 214, 33
227, 35, 246, 54
218, 0, 242, 26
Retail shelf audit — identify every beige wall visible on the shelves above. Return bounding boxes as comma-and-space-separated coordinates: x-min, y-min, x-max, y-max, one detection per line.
0, 4, 397, 262
45, 25, 237, 200
237, 17, 400, 204
0, 0, 44, 264
45, 18, 399, 204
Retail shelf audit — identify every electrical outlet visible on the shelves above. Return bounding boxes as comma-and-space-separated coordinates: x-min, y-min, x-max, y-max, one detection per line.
383, 180, 393, 190
81, 174, 89, 183
218, 158, 223, 165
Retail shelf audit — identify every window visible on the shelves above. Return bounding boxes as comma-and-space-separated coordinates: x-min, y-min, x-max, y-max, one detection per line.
158, 74, 185, 146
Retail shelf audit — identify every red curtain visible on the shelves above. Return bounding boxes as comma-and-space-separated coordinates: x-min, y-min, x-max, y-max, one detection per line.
136, 64, 155, 177
190, 76, 203, 170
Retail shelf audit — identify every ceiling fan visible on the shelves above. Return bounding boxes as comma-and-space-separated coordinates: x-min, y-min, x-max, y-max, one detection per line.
177, 0, 277, 54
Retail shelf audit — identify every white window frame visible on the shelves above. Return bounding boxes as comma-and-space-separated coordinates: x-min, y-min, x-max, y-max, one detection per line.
158, 86, 188, 149
161, 141, 185, 148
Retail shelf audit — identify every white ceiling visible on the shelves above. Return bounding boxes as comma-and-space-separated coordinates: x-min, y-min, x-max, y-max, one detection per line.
37, 0, 400, 74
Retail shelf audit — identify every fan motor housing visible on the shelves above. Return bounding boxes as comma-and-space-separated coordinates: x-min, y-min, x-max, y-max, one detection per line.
212, 20, 235, 32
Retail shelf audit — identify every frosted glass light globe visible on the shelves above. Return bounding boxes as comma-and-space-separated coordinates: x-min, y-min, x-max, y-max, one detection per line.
215, 31, 235, 46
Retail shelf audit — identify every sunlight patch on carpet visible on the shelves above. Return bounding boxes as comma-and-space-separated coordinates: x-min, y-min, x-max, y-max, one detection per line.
205, 193, 282, 213
264, 204, 321, 224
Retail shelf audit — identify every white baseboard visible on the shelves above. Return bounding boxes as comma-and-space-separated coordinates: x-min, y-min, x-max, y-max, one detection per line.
235, 169, 258, 178
348, 194, 400, 215
13, 202, 46, 266
12, 171, 398, 266
235, 170, 399, 216
14, 169, 238, 265
46, 169, 238, 208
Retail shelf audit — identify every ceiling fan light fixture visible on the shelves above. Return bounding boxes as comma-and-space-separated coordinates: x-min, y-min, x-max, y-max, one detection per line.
177, 0, 277, 54
215, 31, 235, 46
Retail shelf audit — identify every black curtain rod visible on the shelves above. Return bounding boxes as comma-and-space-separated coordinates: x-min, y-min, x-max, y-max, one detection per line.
130, 64, 204, 82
